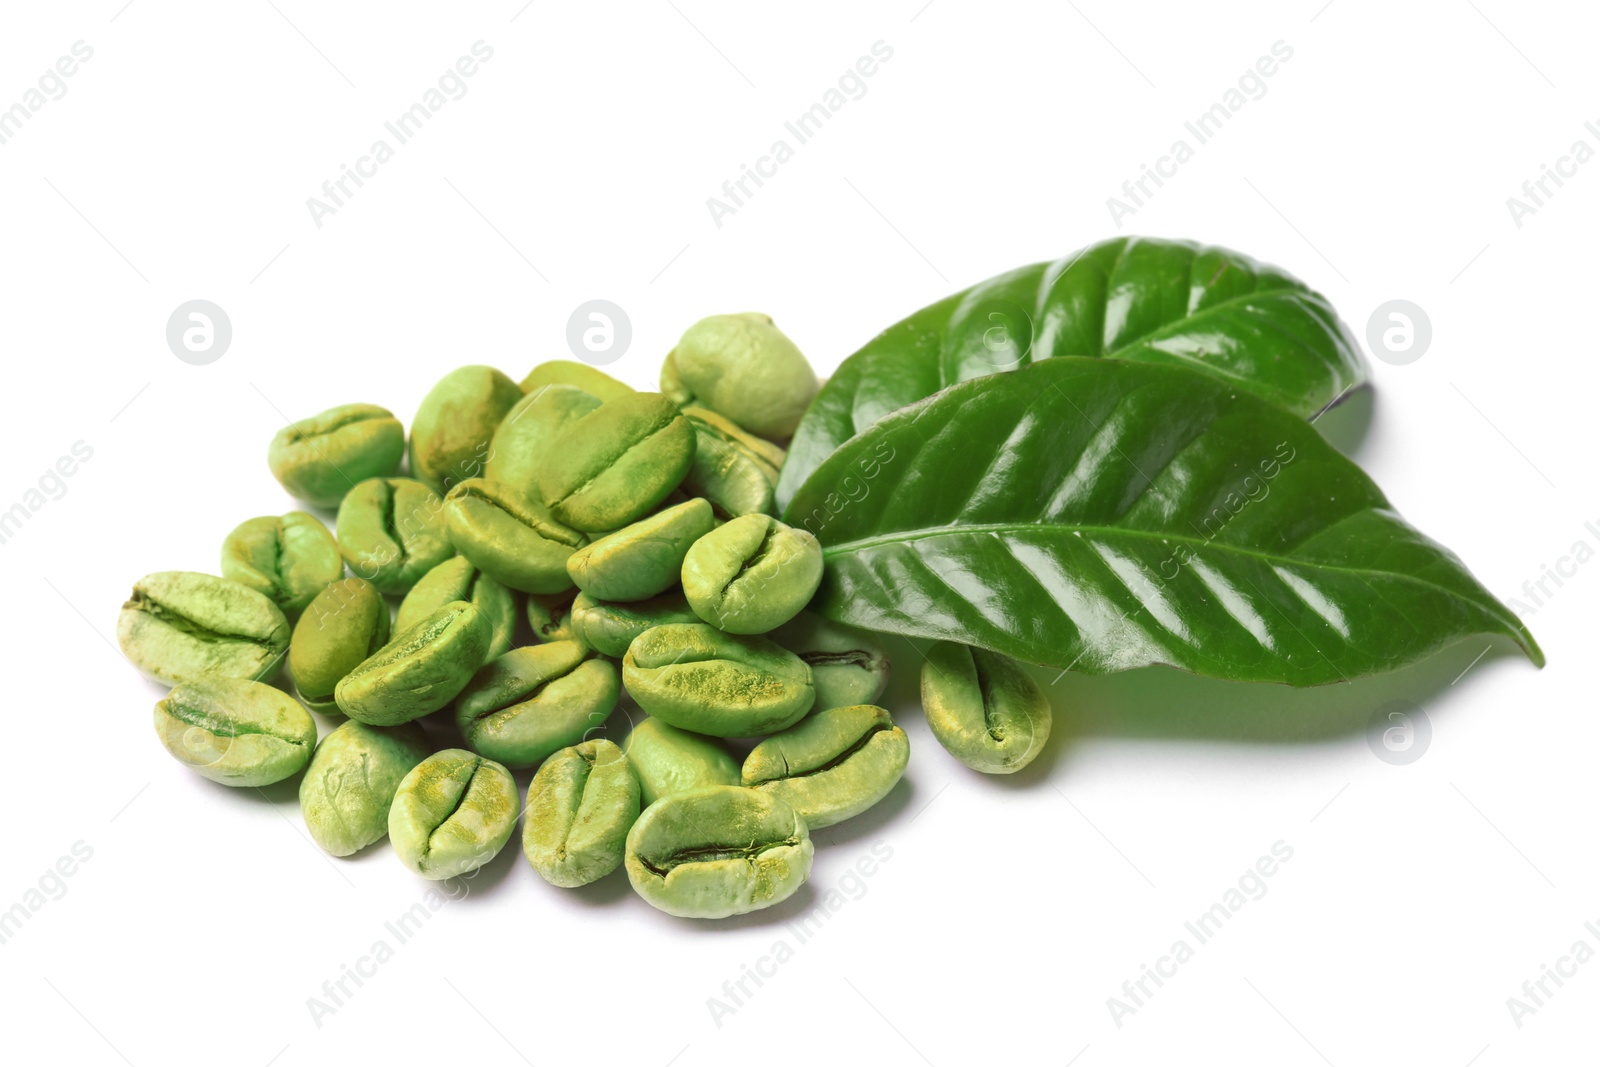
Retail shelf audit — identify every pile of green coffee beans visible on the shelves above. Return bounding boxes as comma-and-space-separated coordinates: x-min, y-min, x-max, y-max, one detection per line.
118, 312, 1054, 919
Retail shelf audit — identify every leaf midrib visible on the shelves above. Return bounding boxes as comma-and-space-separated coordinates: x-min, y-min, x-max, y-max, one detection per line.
820, 520, 1483, 609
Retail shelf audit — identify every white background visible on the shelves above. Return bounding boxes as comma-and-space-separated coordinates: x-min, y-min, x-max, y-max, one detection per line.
0, 2, 1593, 1064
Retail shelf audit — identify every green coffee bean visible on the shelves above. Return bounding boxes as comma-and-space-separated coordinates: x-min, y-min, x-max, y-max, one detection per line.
408, 365, 523, 493
335, 601, 492, 725
687, 406, 784, 467
523, 739, 640, 887
453, 641, 620, 769
569, 589, 699, 659
389, 749, 519, 880
742, 705, 908, 828
443, 478, 586, 594
622, 622, 814, 737
395, 556, 516, 665
154, 678, 317, 787
920, 642, 1052, 773
662, 313, 818, 438
681, 514, 823, 635
118, 571, 290, 685
485, 383, 602, 492
521, 360, 634, 402
621, 717, 740, 808
624, 785, 813, 919
526, 589, 580, 644
268, 403, 405, 508
769, 610, 891, 711
538, 392, 695, 532
680, 406, 784, 519
220, 511, 343, 618
289, 577, 391, 714
334, 477, 453, 595
566, 498, 714, 602
300, 720, 430, 856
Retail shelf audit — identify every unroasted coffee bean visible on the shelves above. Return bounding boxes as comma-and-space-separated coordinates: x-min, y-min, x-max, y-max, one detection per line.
566, 497, 714, 603
538, 392, 695, 532
526, 589, 581, 644
444, 478, 586, 595
625, 785, 813, 919
335, 477, 453, 595
335, 601, 492, 725
742, 704, 908, 828
523, 739, 640, 888
268, 403, 405, 508
453, 641, 620, 769
394, 556, 516, 665
289, 577, 391, 714
520, 360, 634, 402
118, 571, 290, 685
679, 405, 784, 519
769, 610, 891, 711
220, 511, 342, 618
154, 678, 316, 787
622, 622, 813, 738
300, 720, 430, 857
621, 716, 740, 808
920, 642, 1052, 773
486, 383, 603, 493
569, 589, 699, 659
662, 313, 818, 438
680, 514, 822, 635
409, 365, 523, 493
389, 749, 519, 879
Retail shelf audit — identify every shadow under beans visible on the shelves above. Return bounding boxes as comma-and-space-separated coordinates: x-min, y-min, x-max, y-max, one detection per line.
179, 769, 302, 809
808, 775, 914, 849
1310, 383, 1375, 462
418, 707, 468, 750
445, 829, 525, 897
1029, 636, 1530, 746
878, 636, 927, 713
251, 775, 303, 805
563, 867, 636, 908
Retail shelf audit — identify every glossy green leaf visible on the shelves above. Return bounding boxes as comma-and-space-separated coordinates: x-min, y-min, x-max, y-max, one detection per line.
783, 358, 1540, 686
776, 236, 1367, 512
